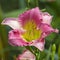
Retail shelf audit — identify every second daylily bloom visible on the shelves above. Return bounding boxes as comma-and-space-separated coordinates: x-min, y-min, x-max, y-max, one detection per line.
16, 50, 35, 60
2, 7, 59, 51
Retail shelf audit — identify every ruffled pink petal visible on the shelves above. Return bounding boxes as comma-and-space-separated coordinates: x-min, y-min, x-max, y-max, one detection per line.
31, 39, 45, 51
8, 30, 28, 46
19, 7, 42, 26
42, 12, 53, 25
40, 23, 59, 35
1, 18, 25, 32
16, 50, 35, 60
8, 29, 45, 51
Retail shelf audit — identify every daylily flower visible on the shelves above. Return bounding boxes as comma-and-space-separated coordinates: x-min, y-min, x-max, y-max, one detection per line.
16, 50, 35, 60
2, 7, 59, 51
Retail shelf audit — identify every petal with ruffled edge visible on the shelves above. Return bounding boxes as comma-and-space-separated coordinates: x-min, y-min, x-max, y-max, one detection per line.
42, 12, 53, 25
8, 30, 30, 46
8, 29, 45, 51
16, 50, 35, 60
40, 23, 59, 36
1, 18, 25, 32
19, 7, 42, 27
31, 38, 45, 51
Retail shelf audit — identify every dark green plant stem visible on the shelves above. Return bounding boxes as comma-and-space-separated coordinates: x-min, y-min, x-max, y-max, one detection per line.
36, 0, 39, 7
26, 0, 30, 9
58, 45, 60, 60
27, 0, 30, 8
25, 46, 35, 55
36, 49, 40, 60
25, 46, 41, 60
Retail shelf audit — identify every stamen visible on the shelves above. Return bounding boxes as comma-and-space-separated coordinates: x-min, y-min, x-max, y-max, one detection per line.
22, 20, 42, 42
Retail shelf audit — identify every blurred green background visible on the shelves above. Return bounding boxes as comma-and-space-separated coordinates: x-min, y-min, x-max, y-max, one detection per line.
0, 0, 60, 60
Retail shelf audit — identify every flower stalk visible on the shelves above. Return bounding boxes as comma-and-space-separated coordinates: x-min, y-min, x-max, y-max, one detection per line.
36, 49, 40, 60
36, 0, 39, 7
25, 46, 41, 60
58, 45, 60, 60
25, 46, 35, 55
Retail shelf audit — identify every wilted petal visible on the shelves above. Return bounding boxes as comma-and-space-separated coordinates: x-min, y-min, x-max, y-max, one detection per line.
19, 7, 42, 26
16, 50, 35, 60
42, 12, 53, 24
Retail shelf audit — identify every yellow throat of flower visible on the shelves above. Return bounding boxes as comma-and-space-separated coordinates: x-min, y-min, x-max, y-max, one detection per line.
22, 20, 42, 42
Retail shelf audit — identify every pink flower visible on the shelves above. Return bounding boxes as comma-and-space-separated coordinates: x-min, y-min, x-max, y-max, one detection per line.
16, 50, 35, 60
2, 7, 59, 51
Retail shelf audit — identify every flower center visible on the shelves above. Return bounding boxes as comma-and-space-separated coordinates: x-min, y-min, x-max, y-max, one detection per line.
22, 20, 42, 42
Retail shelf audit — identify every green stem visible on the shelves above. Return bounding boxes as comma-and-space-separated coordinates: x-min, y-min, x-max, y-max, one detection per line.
25, 46, 41, 60
25, 46, 35, 55
27, 0, 30, 9
35, 49, 40, 60
58, 45, 60, 60
36, 0, 39, 7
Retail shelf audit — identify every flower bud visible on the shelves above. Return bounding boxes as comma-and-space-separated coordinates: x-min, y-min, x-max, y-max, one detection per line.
52, 44, 56, 52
